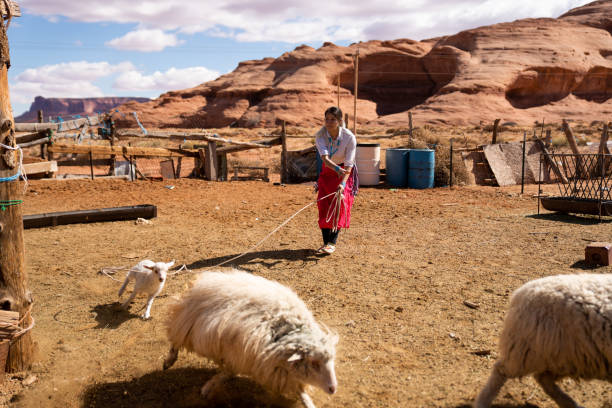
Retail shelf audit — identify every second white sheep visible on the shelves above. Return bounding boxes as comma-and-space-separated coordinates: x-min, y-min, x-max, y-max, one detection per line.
118, 259, 174, 320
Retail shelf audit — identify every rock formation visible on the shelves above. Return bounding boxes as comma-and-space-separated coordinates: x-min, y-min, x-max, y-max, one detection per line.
116, 1, 612, 128
15, 96, 150, 123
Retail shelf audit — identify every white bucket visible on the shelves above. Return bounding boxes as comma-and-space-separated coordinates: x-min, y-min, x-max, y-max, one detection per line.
356, 143, 380, 186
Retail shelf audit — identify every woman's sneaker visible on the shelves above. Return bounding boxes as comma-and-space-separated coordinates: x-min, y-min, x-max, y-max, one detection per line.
322, 244, 336, 254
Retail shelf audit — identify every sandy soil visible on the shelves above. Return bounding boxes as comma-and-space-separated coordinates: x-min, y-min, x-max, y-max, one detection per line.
4, 119, 612, 408
0, 176, 609, 408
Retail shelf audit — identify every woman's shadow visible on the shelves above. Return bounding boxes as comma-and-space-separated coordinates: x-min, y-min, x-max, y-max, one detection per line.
186, 248, 322, 271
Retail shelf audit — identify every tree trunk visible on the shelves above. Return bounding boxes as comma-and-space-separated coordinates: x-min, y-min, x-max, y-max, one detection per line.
0, 23, 35, 372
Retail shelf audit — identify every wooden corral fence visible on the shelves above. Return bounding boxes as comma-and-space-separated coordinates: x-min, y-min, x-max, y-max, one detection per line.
15, 112, 284, 181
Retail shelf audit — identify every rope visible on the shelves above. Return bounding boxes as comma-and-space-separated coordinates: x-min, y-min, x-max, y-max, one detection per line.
0, 199, 22, 211
0, 303, 36, 345
132, 112, 148, 135
0, 143, 28, 192
324, 189, 345, 232
99, 192, 338, 281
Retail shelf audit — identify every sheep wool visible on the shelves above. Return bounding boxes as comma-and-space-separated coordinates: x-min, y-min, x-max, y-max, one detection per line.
474, 273, 612, 408
163, 269, 338, 408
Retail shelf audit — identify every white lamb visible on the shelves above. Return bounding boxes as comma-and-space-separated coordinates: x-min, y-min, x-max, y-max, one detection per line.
162, 269, 338, 408
474, 273, 612, 408
117, 259, 174, 320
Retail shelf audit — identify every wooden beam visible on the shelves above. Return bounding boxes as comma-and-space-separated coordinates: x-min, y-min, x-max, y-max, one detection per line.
15, 131, 45, 145
216, 136, 282, 154
48, 143, 198, 158
535, 139, 568, 184
22, 161, 57, 176
17, 137, 49, 149
14, 115, 100, 132
117, 129, 272, 148
562, 119, 583, 177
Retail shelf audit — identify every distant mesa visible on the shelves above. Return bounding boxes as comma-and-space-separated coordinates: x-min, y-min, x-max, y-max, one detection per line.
15, 96, 151, 123
80, 2, 612, 127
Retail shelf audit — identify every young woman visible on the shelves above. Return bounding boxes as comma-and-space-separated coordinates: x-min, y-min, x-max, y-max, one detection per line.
314, 106, 358, 254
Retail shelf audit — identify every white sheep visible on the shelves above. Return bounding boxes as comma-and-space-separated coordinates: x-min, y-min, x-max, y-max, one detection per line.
474, 273, 612, 408
162, 269, 338, 408
118, 259, 174, 320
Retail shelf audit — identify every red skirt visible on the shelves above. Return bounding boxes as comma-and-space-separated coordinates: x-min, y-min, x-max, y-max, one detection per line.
317, 165, 355, 229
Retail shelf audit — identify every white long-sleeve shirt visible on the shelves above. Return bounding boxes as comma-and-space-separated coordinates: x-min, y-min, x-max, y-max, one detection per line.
314, 126, 357, 167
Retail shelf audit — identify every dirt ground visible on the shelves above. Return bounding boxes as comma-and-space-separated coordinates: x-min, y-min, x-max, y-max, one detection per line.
0, 175, 608, 408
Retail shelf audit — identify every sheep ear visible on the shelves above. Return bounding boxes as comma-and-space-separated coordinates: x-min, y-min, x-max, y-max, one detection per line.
287, 353, 302, 362
166, 261, 175, 268
144, 265, 154, 270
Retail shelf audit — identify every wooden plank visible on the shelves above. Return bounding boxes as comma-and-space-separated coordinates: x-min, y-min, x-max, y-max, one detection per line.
15, 131, 45, 145
0, 1, 20, 17
48, 143, 198, 158
57, 158, 110, 167
14, 115, 100, 132
23, 161, 57, 175
160, 159, 176, 180
17, 137, 49, 148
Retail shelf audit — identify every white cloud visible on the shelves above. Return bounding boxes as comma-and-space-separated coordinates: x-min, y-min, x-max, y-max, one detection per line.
19, 0, 594, 43
113, 66, 220, 91
9, 61, 135, 104
106, 28, 183, 52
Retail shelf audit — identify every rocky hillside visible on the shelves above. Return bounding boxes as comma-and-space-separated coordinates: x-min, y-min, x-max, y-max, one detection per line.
15, 96, 150, 123
117, 1, 612, 128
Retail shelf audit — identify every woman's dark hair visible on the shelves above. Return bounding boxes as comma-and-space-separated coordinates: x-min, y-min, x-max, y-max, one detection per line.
324, 106, 343, 121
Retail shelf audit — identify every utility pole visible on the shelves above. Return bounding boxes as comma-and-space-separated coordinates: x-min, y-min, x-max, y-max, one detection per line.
353, 48, 359, 135
337, 73, 340, 110
0, 1, 34, 372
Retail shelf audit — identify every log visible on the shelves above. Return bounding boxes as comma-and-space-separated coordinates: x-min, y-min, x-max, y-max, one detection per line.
0, 16, 35, 372
117, 130, 271, 148
216, 136, 282, 154
48, 143, 198, 158
14, 115, 100, 132
23, 205, 157, 229
15, 131, 45, 145
17, 137, 49, 149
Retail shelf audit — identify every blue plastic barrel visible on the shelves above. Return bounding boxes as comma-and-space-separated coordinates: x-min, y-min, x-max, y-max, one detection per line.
408, 149, 435, 189
385, 148, 410, 187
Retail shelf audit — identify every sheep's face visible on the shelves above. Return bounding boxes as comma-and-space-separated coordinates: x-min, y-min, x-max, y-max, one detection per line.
287, 347, 338, 395
146, 261, 174, 283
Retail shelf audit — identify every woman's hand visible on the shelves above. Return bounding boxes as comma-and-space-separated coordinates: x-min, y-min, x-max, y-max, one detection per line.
335, 166, 348, 177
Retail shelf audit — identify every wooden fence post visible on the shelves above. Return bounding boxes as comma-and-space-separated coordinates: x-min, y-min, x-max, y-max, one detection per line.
37, 110, 45, 159
0, 4, 35, 372
562, 119, 583, 177
204, 141, 218, 181
491, 118, 500, 144
280, 121, 287, 184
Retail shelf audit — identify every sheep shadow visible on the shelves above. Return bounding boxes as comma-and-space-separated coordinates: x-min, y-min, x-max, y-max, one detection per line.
89, 303, 140, 329
527, 213, 612, 225
81, 367, 298, 408
186, 248, 321, 271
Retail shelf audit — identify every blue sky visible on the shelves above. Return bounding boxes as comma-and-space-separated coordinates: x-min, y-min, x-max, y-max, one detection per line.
6, 0, 592, 116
